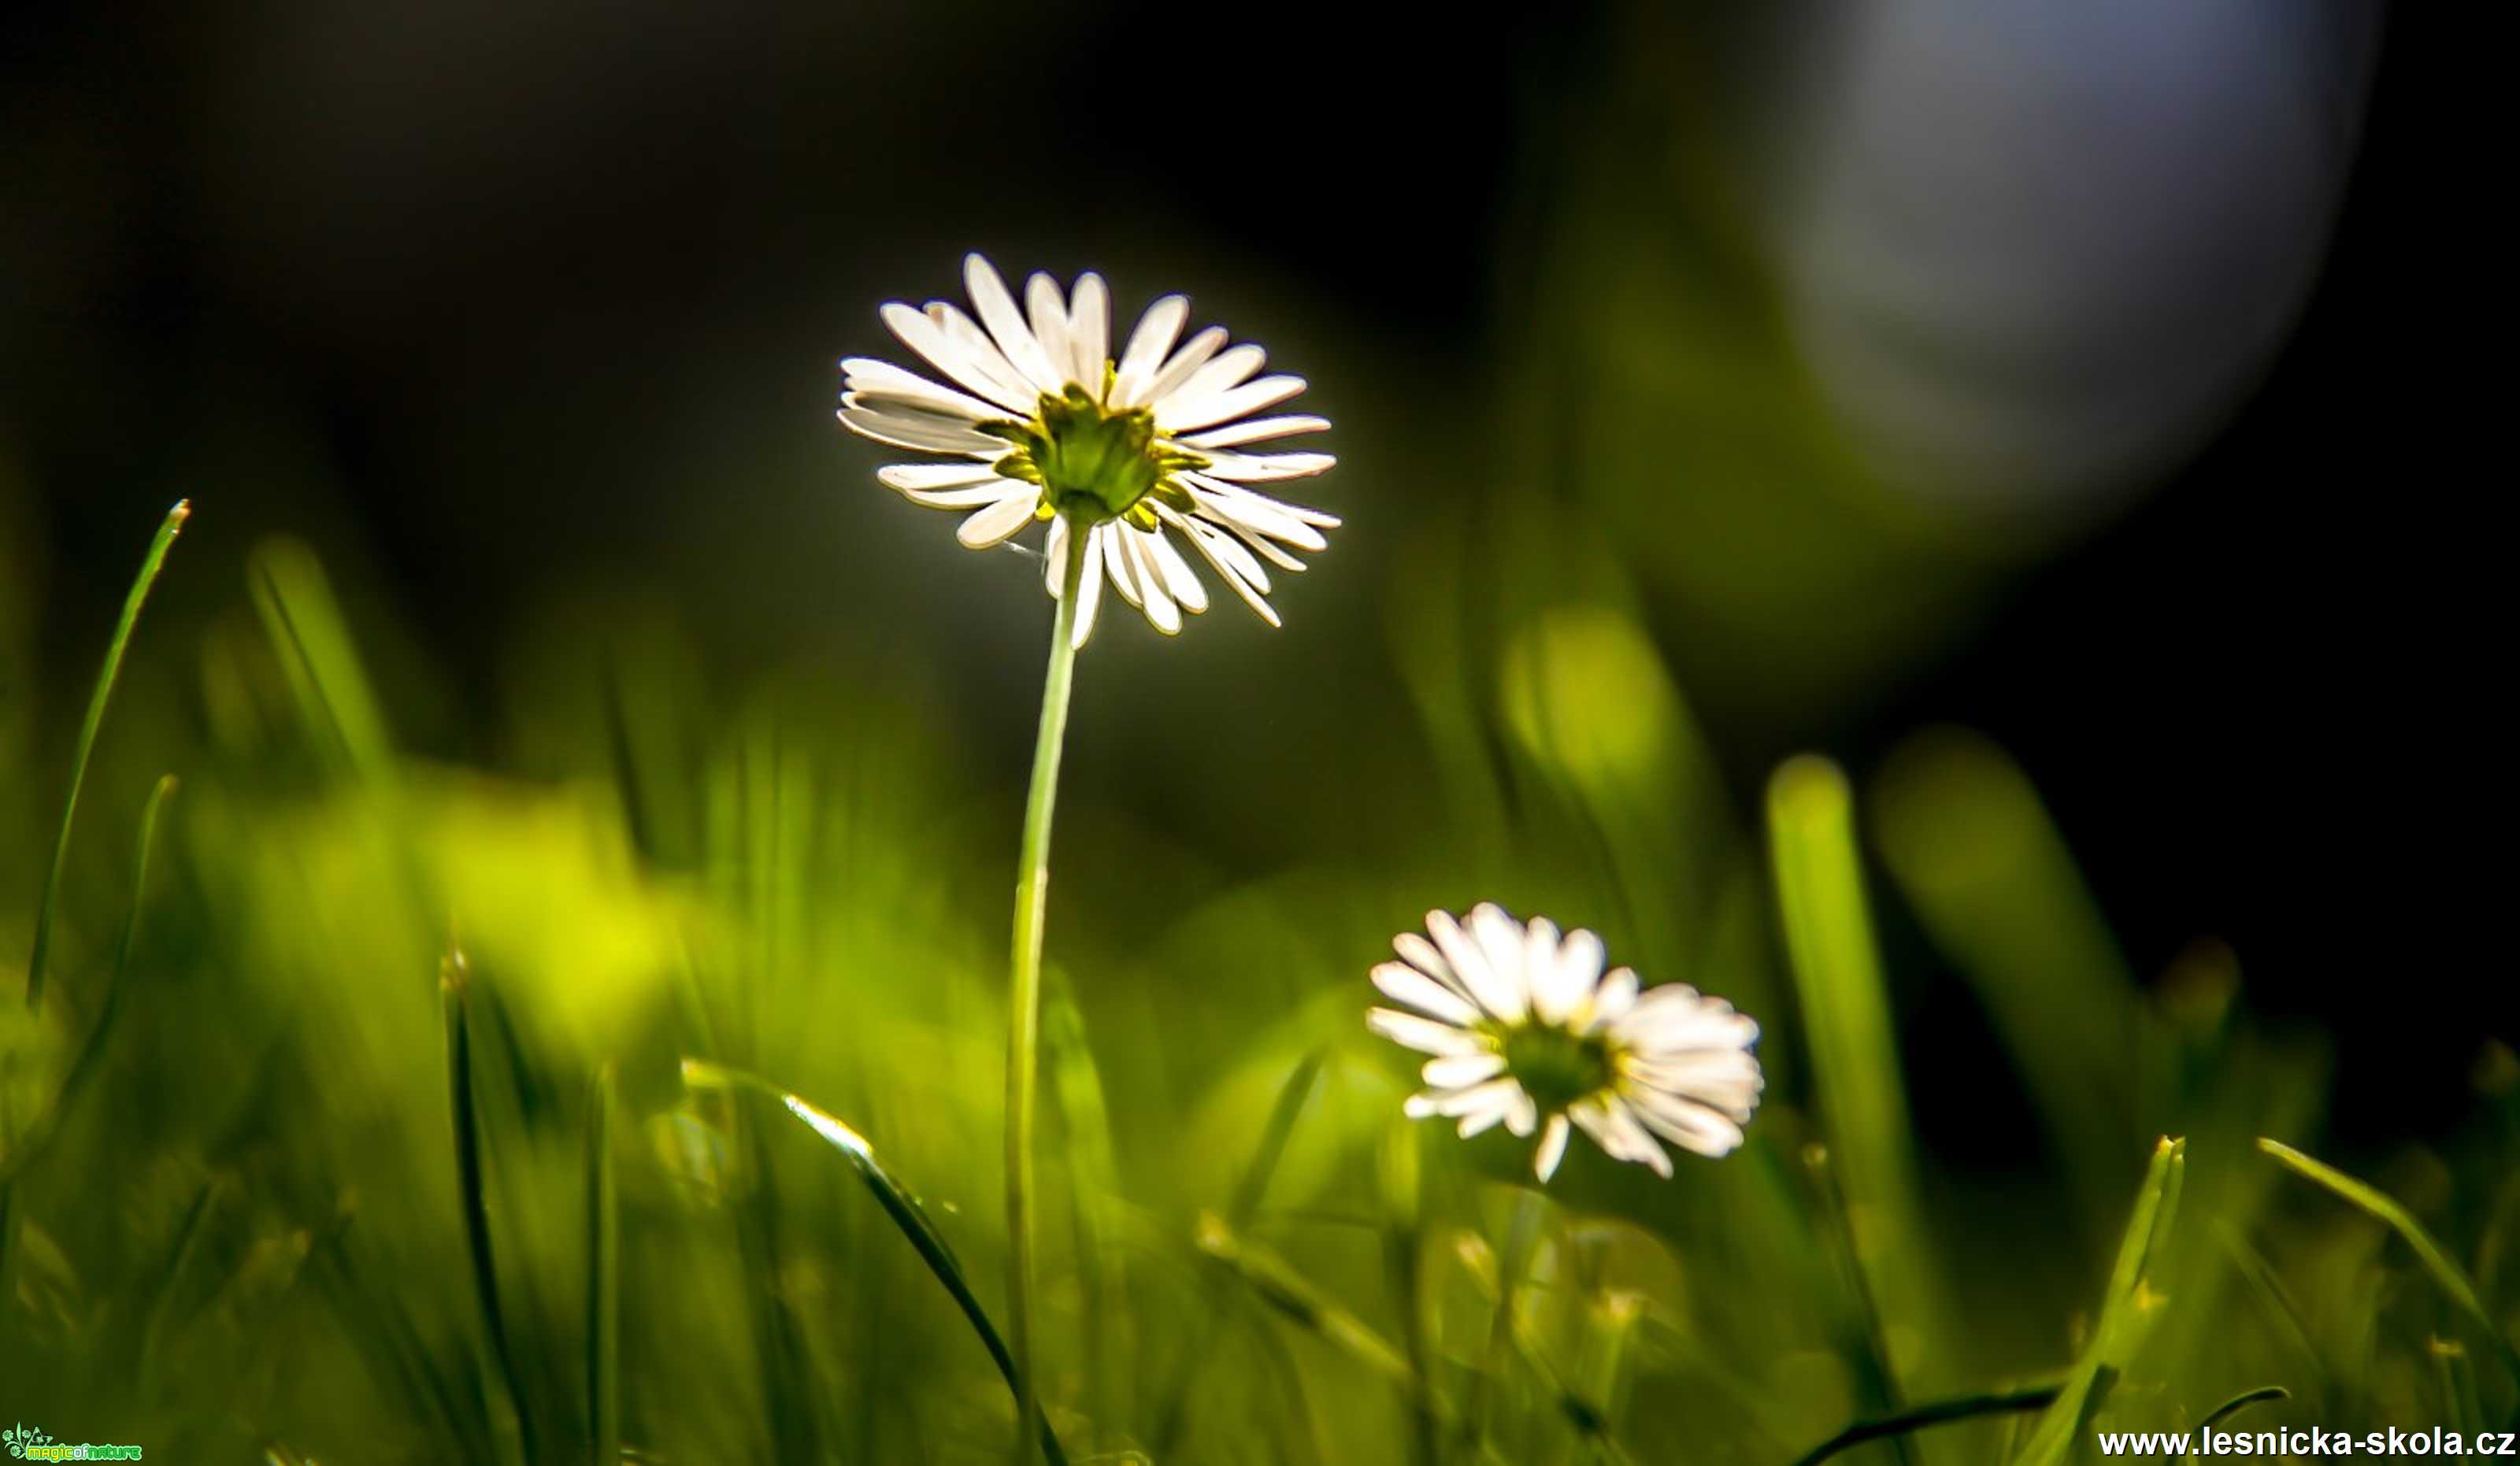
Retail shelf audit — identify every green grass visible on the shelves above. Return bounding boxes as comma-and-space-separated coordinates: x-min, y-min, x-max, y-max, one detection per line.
2, 512, 2514, 1464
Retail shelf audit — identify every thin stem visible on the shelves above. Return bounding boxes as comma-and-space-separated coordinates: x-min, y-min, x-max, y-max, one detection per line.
1007, 524, 1089, 1464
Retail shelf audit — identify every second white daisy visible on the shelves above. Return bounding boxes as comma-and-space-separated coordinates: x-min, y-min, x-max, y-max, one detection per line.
1369, 905, 1764, 1183
839, 253, 1340, 646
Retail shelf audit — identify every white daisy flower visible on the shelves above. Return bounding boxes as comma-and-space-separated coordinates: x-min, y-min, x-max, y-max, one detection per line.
839, 254, 1340, 646
1368, 904, 1763, 1183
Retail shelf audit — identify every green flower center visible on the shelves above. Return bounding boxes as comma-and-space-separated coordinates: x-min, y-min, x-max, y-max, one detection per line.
988, 380, 1208, 528
1499, 1024, 1615, 1115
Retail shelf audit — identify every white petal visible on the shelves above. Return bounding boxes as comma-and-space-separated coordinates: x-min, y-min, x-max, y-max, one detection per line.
1625, 1087, 1746, 1159
1157, 374, 1307, 434
1124, 531, 1181, 634
841, 357, 1006, 423
1602, 1097, 1674, 1177
925, 302, 1046, 411
1467, 904, 1534, 1005
1506, 1088, 1539, 1138
964, 254, 1065, 394
1068, 528, 1108, 650
1184, 476, 1335, 550
1154, 505, 1280, 627
878, 302, 1037, 414
1371, 961, 1481, 1026
1423, 1053, 1506, 1090
899, 479, 1032, 510
955, 493, 1041, 549
1043, 516, 1071, 594
1111, 295, 1189, 408
1532, 1113, 1572, 1183
1612, 987, 1760, 1054
1451, 1079, 1525, 1137
1428, 909, 1524, 1024
1143, 527, 1209, 614
1584, 968, 1640, 1033
1067, 272, 1110, 391
1180, 414, 1332, 450
839, 406, 1005, 455
1025, 272, 1075, 387
1624, 1052, 1764, 1122
1154, 342, 1266, 417
1141, 326, 1228, 406
880, 462, 1001, 491
1369, 1008, 1487, 1057
1199, 450, 1337, 483
1534, 927, 1603, 1027
1391, 931, 1462, 994
1100, 523, 1142, 607
1525, 919, 1578, 1027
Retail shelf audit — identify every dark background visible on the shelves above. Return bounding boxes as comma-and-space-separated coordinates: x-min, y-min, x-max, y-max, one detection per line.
4, 0, 2495, 1146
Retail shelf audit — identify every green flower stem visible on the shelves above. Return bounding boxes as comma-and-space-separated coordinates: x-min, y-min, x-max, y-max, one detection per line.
1006, 523, 1090, 1464
1469, 1185, 1547, 1452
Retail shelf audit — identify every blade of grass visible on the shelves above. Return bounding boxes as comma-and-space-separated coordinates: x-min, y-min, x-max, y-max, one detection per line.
133, 1174, 224, 1392
0, 772, 178, 1326
1770, 756, 1949, 1427
246, 536, 395, 780
2184, 1385, 2288, 1463
2012, 1137, 2186, 1466
443, 950, 536, 1464
2, 774, 177, 1188
24, 499, 187, 1011
1153, 1047, 1326, 1457
585, 1061, 619, 1466
1043, 974, 1127, 1449
1195, 1209, 1433, 1409
1871, 729, 2145, 1238
1791, 1386, 2064, 1466
681, 1057, 1071, 1466
2258, 1137, 2520, 1384
1378, 1122, 1440, 1466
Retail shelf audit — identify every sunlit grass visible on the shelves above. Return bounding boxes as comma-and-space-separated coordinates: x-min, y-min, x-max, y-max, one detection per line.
2, 512, 2514, 1463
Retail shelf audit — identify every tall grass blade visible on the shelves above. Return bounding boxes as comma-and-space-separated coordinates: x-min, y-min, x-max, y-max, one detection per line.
586, 1062, 620, 1466
2012, 1136, 2186, 1465
1871, 729, 2145, 1235
25, 499, 187, 1011
443, 950, 537, 1463
681, 1057, 1071, 1466
1768, 755, 1950, 1411
2258, 1137, 2520, 1383
246, 536, 397, 779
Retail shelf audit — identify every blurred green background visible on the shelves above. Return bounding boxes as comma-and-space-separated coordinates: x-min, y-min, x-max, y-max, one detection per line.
5, 2, 2511, 1462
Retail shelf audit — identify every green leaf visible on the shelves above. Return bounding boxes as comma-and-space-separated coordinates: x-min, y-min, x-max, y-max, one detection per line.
25, 499, 187, 1010
2259, 1137, 2520, 1384
2011, 1136, 2186, 1465
680, 1057, 1070, 1466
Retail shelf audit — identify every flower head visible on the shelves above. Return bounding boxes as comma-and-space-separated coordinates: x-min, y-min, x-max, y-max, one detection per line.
840, 254, 1340, 646
1368, 904, 1762, 1183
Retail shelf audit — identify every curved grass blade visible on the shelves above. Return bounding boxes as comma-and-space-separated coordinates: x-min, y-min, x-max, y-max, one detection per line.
586, 1062, 620, 1466
2014, 1137, 2186, 1466
25, 499, 188, 1010
247, 536, 395, 780
680, 1057, 1070, 1466
1791, 1385, 2063, 1466
2184, 1386, 2287, 1462
443, 950, 537, 1463
2258, 1137, 2520, 1383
